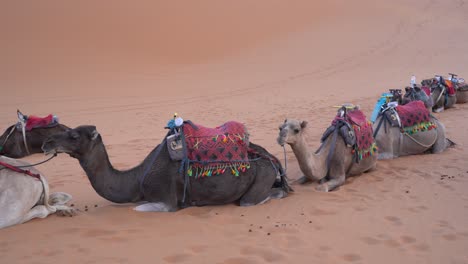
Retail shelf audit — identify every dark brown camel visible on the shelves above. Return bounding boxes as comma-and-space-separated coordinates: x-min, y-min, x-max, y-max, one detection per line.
42, 125, 291, 212
0, 111, 69, 158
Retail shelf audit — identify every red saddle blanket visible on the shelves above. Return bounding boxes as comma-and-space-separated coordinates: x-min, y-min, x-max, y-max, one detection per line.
444, 80, 456, 95
25, 114, 56, 131
421, 86, 431, 96
395, 101, 431, 128
183, 121, 249, 177
345, 109, 375, 157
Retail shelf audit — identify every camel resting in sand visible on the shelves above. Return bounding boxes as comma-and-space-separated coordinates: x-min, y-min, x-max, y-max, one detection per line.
277, 106, 377, 192
0, 110, 69, 158
42, 123, 291, 212
0, 156, 75, 229
373, 100, 453, 159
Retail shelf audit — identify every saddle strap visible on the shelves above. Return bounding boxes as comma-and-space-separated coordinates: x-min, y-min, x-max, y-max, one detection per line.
0, 161, 40, 180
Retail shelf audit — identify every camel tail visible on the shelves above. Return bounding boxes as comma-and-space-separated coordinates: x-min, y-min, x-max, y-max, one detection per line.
446, 138, 456, 148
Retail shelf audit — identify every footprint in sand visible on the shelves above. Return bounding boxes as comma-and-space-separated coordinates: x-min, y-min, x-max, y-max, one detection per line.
163, 253, 192, 263
220, 257, 259, 264
341, 253, 362, 262
240, 246, 286, 262
442, 233, 458, 241
384, 216, 403, 226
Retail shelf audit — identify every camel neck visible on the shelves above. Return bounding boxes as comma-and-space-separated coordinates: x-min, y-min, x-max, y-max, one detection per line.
290, 135, 328, 181
79, 141, 143, 203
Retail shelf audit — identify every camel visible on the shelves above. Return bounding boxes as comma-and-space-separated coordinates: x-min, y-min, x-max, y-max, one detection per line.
41, 124, 291, 212
456, 86, 468, 103
0, 110, 69, 158
373, 100, 453, 159
402, 86, 434, 111
0, 156, 75, 229
277, 106, 377, 192
421, 77, 456, 112
446, 73, 468, 104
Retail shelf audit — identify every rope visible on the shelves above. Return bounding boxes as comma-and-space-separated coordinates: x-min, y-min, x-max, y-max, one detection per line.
282, 145, 287, 176
15, 153, 58, 168
403, 130, 438, 148
0, 160, 41, 180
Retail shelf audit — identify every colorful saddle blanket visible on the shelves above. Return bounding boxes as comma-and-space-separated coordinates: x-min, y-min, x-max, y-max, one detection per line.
444, 80, 456, 95
345, 110, 376, 160
395, 101, 431, 128
421, 86, 431, 96
384, 101, 436, 134
182, 121, 250, 177
324, 108, 376, 161
25, 114, 58, 131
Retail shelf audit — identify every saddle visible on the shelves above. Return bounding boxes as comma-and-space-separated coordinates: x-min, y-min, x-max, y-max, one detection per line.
321, 106, 376, 162
375, 100, 436, 135
166, 120, 250, 177
16, 110, 59, 131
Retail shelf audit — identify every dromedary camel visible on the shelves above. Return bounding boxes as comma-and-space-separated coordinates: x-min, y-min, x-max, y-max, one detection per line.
0, 156, 75, 229
373, 100, 453, 159
0, 110, 69, 158
277, 106, 377, 192
42, 124, 291, 212
402, 86, 434, 111
421, 77, 457, 112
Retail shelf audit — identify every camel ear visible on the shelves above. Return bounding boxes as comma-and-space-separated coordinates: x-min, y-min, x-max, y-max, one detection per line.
300, 121, 308, 128
90, 128, 99, 141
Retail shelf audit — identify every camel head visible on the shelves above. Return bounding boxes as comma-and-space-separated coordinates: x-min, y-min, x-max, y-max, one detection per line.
277, 119, 308, 147
42, 125, 100, 159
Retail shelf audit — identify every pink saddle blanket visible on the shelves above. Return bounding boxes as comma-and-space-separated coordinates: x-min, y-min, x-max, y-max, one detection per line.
345, 109, 374, 154
25, 114, 56, 131
182, 121, 249, 163
395, 101, 431, 128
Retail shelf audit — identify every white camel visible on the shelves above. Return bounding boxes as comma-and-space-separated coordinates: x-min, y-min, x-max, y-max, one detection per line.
0, 156, 75, 229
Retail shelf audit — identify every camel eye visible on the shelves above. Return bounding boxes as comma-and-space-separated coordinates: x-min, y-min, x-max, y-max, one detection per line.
70, 132, 79, 140
294, 129, 300, 134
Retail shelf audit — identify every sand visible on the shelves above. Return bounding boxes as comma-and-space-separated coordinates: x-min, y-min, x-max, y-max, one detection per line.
1, 0, 468, 263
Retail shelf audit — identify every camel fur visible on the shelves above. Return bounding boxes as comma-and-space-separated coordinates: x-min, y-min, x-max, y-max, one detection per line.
277, 117, 377, 192
0, 156, 75, 229
42, 125, 291, 212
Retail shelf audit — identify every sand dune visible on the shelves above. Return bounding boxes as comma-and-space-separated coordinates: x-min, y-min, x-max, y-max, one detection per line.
1, 0, 468, 263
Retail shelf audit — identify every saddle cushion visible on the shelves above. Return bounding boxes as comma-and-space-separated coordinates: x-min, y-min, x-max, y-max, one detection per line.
182, 121, 250, 178
444, 80, 456, 95
345, 110, 377, 160
326, 109, 377, 162
421, 86, 431, 96
24, 114, 58, 131
395, 101, 436, 134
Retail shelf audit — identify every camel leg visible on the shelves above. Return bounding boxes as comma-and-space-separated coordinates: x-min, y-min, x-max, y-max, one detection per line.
20, 205, 53, 224
316, 175, 346, 192
134, 202, 174, 212
239, 181, 280, 207
293, 175, 311, 185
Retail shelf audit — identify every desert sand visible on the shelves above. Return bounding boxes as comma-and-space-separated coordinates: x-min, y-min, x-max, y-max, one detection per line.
1, 0, 468, 263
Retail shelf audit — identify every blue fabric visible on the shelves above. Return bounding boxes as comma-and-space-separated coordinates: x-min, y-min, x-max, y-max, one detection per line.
371, 93, 392, 123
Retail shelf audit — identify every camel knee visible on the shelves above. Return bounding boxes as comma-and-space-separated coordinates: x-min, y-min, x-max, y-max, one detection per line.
20, 205, 51, 224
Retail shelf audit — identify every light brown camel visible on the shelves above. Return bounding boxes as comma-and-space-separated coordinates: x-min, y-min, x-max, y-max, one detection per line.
277, 107, 377, 192
0, 156, 75, 229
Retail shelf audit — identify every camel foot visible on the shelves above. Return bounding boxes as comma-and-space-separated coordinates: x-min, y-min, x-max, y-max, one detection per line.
134, 202, 172, 212
315, 183, 329, 192
433, 107, 444, 113
293, 176, 311, 185
269, 188, 287, 199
